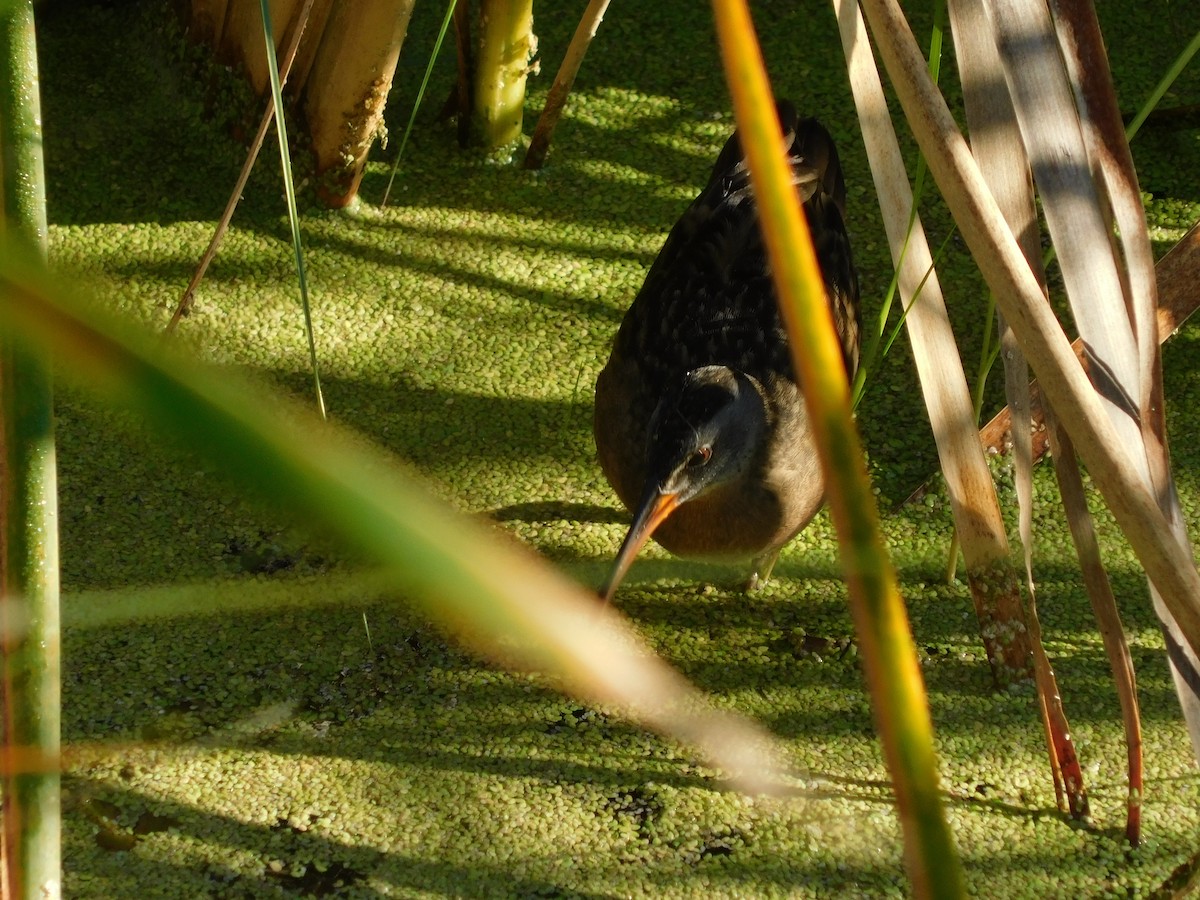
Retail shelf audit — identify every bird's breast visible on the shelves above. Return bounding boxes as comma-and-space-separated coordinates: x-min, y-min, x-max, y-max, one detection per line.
647, 466, 822, 561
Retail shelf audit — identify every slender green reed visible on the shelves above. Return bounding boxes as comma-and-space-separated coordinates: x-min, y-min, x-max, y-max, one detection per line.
257, 0, 326, 419
0, 1, 60, 896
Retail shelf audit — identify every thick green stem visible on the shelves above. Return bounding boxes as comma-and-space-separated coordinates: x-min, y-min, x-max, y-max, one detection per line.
0, 2, 60, 897
473, 0, 537, 149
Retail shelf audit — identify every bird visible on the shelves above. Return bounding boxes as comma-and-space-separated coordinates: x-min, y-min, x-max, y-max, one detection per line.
593, 100, 860, 603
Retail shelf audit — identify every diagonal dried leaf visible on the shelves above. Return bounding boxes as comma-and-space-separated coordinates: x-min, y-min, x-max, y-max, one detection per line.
976, 222, 1200, 460
946, 0, 1085, 819
834, 0, 1033, 683
996, 0, 1200, 766
1045, 407, 1143, 842
984, 0, 1140, 437
857, 0, 1200, 674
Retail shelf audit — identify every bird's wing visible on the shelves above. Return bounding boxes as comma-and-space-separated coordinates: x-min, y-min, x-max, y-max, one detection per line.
614, 101, 860, 388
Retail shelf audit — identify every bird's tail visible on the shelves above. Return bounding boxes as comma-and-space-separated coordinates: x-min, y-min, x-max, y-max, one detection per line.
707, 99, 848, 218
708, 100, 860, 377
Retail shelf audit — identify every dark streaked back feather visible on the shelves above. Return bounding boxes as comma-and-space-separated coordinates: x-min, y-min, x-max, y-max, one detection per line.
611, 100, 860, 402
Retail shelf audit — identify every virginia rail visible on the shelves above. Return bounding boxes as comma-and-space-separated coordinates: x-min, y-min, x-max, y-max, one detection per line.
594, 100, 860, 602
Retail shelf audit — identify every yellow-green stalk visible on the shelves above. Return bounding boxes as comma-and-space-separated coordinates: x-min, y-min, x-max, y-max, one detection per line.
473, 0, 537, 150
0, 1, 60, 896
711, 3, 964, 897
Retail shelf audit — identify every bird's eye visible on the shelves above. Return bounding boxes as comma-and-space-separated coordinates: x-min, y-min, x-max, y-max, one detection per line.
687, 446, 712, 469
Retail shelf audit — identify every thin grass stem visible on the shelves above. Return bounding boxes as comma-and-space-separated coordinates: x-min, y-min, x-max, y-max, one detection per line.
381, 0, 459, 208
257, 0, 325, 419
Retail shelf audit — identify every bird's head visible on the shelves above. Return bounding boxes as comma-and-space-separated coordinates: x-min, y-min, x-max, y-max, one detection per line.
599, 365, 767, 602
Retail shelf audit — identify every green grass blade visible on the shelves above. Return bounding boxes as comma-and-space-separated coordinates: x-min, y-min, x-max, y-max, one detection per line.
1125, 26, 1200, 141
258, 0, 325, 420
0, 1, 60, 895
712, 4, 964, 897
877, 228, 957, 361
381, 0, 459, 207
971, 301, 1001, 423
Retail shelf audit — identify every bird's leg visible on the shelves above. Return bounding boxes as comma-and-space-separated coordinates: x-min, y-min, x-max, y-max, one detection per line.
746, 548, 781, 592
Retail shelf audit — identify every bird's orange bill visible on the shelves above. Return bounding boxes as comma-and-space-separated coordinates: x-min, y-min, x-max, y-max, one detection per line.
599, 490, 681, 604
